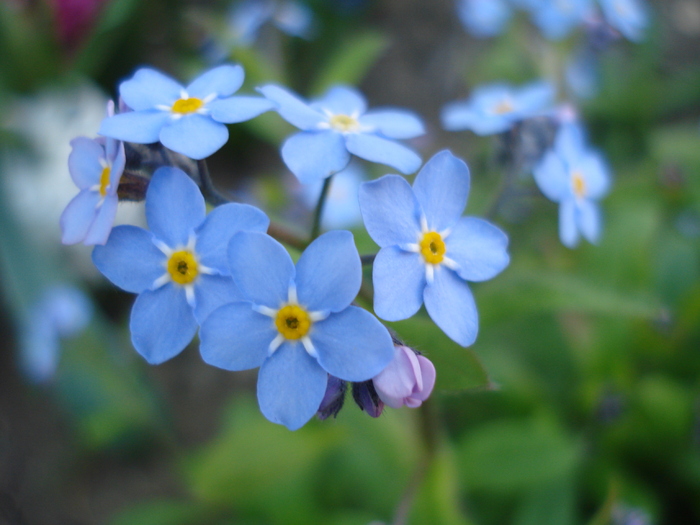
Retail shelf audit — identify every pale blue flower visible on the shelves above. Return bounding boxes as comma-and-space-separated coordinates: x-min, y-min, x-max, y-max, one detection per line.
533, 123, 611, 247
228, 0, 315, 47
530, 0, 593, 40
359, 150, 510, 346
259, 84, 425, 184
199, 230, 395, 430
299, 162, 364, 230
457, 0, 513, 38
598, 0, 648, 41
92, 167, 269, 363
99, 65, 274, 160
441, 81, 554, 135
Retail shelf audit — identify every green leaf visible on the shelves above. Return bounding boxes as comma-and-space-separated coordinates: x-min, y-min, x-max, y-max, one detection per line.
514, 480, 576, 525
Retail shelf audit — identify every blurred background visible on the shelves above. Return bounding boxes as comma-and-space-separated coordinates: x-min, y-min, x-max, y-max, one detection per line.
1, 0, 700, 523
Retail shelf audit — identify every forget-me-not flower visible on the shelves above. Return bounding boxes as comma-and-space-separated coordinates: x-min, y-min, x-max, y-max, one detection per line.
359, 150, 510, 346
441, 81, 554, 136
533, 123, 610, 247
457, 0, 513, 38
259, 84, 425, 184
93, 167, 270, 364
598, 0, 648, 42
372, 345, 436, 409
199, 230, 395, 430
228, 0, 315, 47
60, 102, 125, 245
99, 64, 274, 160
530, 0, 593, 40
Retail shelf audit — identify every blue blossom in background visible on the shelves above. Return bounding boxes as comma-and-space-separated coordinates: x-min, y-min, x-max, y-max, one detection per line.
228, 0, 315, 47
299, 162, 364, 230
20, 285, 92, 383
441, 81, 554, 135
259, 84, 425, 184
93, 167, 270, 363
457, 0, 513, 38
598, 0, 648, 41
530, 0, 593, 40
359, 150, 510, 346
199, 230, 395, 430
533, 123, 611, 247
60, 102, 125, 245
566, 48, 600, 99
99, 65, 274, 160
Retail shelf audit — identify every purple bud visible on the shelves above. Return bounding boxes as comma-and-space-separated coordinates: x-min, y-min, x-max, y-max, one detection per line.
352, 380, 384, 418
317, 375, 346, 420
372, 345, 436, 409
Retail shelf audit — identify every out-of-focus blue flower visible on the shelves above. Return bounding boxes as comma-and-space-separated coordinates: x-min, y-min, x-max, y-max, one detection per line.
359, 150, 510, 346
300, 162, 364, 230
228, 0, 315, 47
598, 0, 648, 41
259, 84, 425, 184
99, 65, 274, 160
533, 123, 611, 247
530, 0, 593, 40
92, 167, 269, 363
199, 230, 395, 430
60, 102, 125, 246
373, 345, 436, 409
457, 0, 513, 38
566, 48, 600, 99
20, 285, 92, 383
441, 81, 554, 135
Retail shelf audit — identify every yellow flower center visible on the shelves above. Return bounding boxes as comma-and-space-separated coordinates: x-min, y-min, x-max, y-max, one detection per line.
493, 99, 513, 115
167, 250, 199, 285
419, 231, 446, 265
329, 114, 360, 133
275, 304, 312, 340
171, 97, 204, 114
99, 166, 111, 197
572, 171, 586, 197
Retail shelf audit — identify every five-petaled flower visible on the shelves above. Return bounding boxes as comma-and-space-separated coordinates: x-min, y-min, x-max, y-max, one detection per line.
259, 84, 425, 184
533, 123, 610, 248
441, 81, 554, 136
359, 150, 510, 346
61, 101, 125, 246
99, 64, 274, 160
373, 345, 436, 409
92, 167, 270, 363
199, 229, 395, 430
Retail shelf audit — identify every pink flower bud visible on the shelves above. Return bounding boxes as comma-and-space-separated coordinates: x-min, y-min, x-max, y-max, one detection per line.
372, 345, 436, 409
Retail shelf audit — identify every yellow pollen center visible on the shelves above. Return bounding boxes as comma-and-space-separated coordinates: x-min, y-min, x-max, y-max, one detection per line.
99, 166, 111, 197
275, 305, 312, 340
329, 114, 359, 133
167, 250, 199, 285
419, 231, 446, 265
572, 171, 586, 197
171, 97, 204, 114
494, 100, 513, 115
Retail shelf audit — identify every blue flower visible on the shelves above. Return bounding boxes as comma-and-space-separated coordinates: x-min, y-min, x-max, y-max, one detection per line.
92, 167, 270, 363
529, 0, 593, 40
359, 150, 510, 346
441, 81, 554, 135
533, 123, 611, 247
259, 84, 425, 184
598, 0, 648, 42
61, 102, 125, 245
457, 0, 513, 38
99, 65, 274, 160
227, 0, 315, 47
199, 230, 395, 430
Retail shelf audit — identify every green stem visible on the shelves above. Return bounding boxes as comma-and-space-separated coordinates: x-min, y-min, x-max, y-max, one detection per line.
310, 176, 333, 241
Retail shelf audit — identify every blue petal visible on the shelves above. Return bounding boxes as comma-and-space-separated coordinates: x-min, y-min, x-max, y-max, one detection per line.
412, 150, 470, 232
457, 0, 512, 38
559, 199, 579, 248
196, 203, 270, 273
83, 194, 119, 246
257, 84, 325, 130
533, 150, 568, 202
146, 167, 206, 247
68, 137, 103, 188
199, 302, 273, 370
578, 152, 610, 199
92, 226, 166, 293
372, 246, 425, 321
228, 231, 295, 308
282, 131, 350, 184
99, 111, 171, 144
186, 64, 244, 99
119, 68, 183, 110
209, 96, 275, 123
423, 267, 478, 346
295, 230, 360, 313
359, 175, 422, 247
311, 86, 367, 116
513, 81, 554, 118
193, 274, 246, 324
129, 285, 197, 364
109, 140, 126, 187
345, 133, 421, 174
359, 109, 425, 139
441, 100, 512, 135
60, 190, 100, 245
257, 343, 328, 430
555, 123, 586, 166
577, 199, 601, 244
445, 217, 510, 282
312, 306, 395, 381
159, 114, 229, 160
